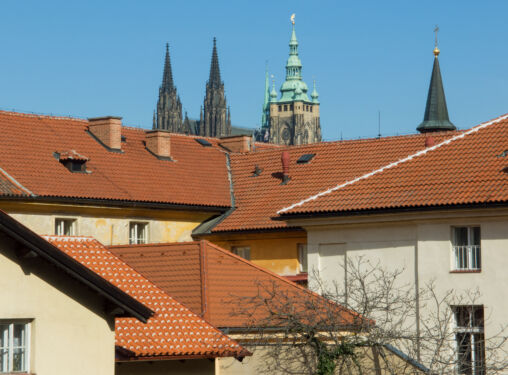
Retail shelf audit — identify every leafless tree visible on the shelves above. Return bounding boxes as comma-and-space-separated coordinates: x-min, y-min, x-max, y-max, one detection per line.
229, 257, 508, 375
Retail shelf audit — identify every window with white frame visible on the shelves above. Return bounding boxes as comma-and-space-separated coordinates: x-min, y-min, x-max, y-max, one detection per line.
453, 305, 485, 375
231, 246, 250, 261
298, 243, 308, 273
55, 218, 76, 236
129, 222, 148, 244
452, 226, 481, 271
0, 321, 30, 373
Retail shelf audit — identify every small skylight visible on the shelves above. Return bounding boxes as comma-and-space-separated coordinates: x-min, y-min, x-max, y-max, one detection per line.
297, 153, 316, 164
195, 138, 212, 147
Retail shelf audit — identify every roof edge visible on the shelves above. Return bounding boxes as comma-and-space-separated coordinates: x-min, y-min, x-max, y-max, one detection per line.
0, 210, 153, 322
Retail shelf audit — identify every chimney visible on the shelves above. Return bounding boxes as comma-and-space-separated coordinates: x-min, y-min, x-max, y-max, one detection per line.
281, 151, 291, 185
145, 130, 172, 160
425, 135, 435, 148
219, 135, 252, 153
88, 116, 122, 151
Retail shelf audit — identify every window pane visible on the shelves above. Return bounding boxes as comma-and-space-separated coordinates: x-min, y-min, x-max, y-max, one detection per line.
454, 227, 468, 246
473, 306, 484, 328
457, 332, 472, 375
13, 324, 25, 347
471, 227, 481, 246
474, 333, 485, 375
298, 244, 308, 273
0, 324, 7, 372
12, 348, 25, 371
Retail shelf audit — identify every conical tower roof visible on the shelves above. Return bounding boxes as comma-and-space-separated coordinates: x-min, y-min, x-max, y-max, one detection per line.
208, 38, 222, 88
161, 43, 175, 92
417, 46, 456, 133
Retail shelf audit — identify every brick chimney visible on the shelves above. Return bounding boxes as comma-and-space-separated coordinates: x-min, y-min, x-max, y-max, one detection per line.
219, 135, 252, 153
88, 116, 122, 151
145, 130, 171, 160
281, 151, 291, 185
425, 135, 435, 148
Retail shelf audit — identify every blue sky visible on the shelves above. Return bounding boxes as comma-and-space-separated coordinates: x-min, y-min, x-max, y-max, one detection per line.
1, 0, 507, 140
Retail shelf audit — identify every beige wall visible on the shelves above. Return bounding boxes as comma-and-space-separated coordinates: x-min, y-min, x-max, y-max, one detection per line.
116, 359, 214, 375
0, 235, 116, 375
294, 208, 508, 367
1, 201, 213, 245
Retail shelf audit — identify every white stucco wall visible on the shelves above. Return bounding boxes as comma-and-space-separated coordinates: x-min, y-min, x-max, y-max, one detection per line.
300, 210, 508, 371
0, 236, 116, 375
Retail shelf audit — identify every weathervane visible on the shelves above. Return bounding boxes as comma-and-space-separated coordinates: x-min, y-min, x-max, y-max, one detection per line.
291, 13, 295, 25
433, 25, 440, 57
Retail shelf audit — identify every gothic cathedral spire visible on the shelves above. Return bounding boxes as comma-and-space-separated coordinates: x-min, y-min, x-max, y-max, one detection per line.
153, 43, 183, 132
417, 28, 456, 133
199, 38, 231, 137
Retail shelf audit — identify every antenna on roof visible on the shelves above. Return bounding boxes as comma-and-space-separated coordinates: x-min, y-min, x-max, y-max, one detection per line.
378, 110, 381, 138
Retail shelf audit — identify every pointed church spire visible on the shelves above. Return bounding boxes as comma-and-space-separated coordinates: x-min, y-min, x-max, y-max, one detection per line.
417, 27, 456, 133
208, 37, 222, 88
261, 64, 270, 129
161, 43, 175, 92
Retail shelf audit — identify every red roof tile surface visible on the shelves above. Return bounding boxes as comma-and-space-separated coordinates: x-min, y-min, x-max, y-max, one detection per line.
0, 111, 230, 207
109, 241, 363, 329
279, 114, 508, 215
213, 131, 459, 231
44, 236, 248, 359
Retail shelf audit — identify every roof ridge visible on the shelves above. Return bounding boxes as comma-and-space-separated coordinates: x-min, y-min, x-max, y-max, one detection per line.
278, 113, 508, 214
42, 235, 96, 241
0, 109, 88, 122
108, 241, 201, 249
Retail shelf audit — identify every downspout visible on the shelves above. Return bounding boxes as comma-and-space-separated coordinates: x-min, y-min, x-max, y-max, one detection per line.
199, 240, 209, 321
415, 229, 421, 361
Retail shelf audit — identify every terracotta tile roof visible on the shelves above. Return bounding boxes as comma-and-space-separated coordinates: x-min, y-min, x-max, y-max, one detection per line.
212, 131, 459, 232
0, 168, 31, 196
109, 240, 365, 329
44, 236, 248, 359
279, 113, 508, 215
0, 111, 231, 208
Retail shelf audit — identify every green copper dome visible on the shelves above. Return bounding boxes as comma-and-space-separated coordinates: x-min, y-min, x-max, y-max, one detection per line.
279, 22, 310, 102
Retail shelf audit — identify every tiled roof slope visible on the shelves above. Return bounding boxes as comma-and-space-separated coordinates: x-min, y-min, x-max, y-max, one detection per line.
213, 131, 458, 231
0, 111, 230, 207
109, 241, 364, 329
0, 168, 30, 195
279, 113, 508, 215
44, 236, 248, 359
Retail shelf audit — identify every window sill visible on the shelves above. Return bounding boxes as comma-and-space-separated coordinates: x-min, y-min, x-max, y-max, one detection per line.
450, 270, 482, 274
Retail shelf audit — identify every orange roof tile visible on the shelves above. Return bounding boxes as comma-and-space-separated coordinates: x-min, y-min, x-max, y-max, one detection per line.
0, 111, 231, 208
109, 241, 365, 329
279, 113, 508, 215
212, 131, 459, 232
44, 236, 248, 359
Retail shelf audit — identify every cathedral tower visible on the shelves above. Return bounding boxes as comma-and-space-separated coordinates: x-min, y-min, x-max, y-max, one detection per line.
267, 15, 321, 145
417, 28, 456, 133
153, 44, 183, 132
199, 38, 231, 137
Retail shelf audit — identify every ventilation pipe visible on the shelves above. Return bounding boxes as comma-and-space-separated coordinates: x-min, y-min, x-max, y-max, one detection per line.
281, 151, 291, 185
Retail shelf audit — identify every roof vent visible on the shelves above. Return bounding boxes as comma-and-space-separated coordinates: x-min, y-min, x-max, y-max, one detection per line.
252, 165, 263, 177
425, 136, 435, 148
281, 151, 291, 185
55, 150, 90, 173
195, 138, 212, 147
297, 153, 316, 164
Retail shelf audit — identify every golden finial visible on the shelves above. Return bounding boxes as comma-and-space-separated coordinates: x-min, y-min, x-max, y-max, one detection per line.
291, 13, 295, 25
433, 25, 440, 57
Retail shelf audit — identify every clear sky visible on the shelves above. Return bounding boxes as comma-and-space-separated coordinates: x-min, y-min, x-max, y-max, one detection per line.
1, 0, 507, 140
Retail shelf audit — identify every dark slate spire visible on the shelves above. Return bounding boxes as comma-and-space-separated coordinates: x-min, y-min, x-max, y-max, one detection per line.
153, 43, 183, 132
198, 38, 231, 137
161, 43, 174, 92
417, 43, 456, 133
208, 37, 222, 88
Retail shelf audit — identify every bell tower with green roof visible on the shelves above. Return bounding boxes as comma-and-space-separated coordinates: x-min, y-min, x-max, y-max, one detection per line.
266, 15, 321, 145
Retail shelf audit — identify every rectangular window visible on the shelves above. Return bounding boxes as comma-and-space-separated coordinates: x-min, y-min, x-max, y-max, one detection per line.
453, 306, 485, 375
298, 243, 308, 273
231, 246, 250, 261
129, 222, 148, 244
452, 226, 481, 271
0, 321, 30, 373
55, 218, 76, 236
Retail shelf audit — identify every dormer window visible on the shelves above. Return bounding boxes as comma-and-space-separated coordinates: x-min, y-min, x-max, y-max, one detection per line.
54, 151, 89, 173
